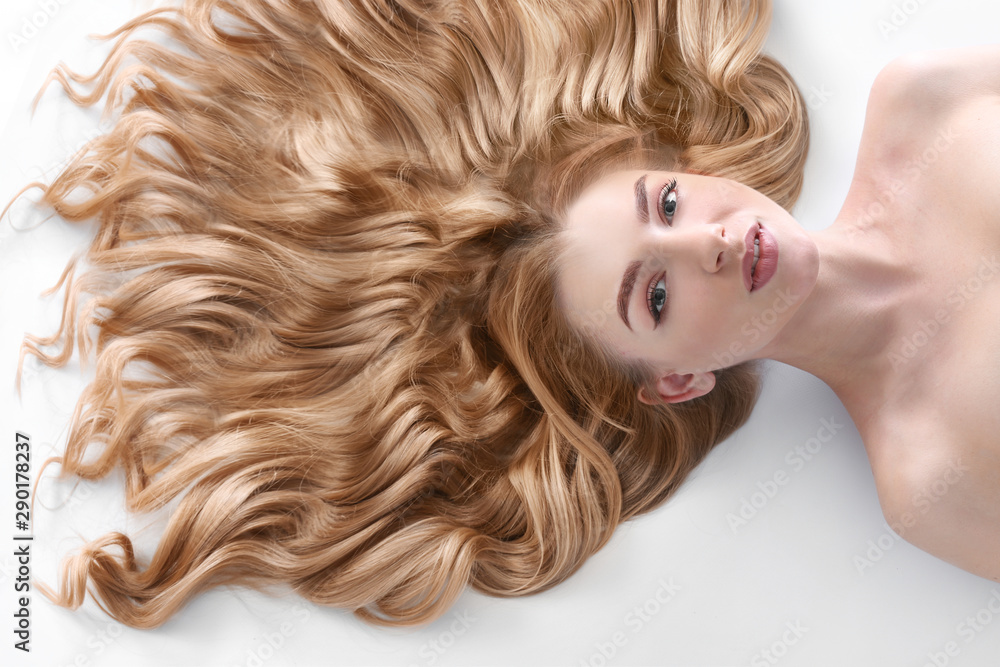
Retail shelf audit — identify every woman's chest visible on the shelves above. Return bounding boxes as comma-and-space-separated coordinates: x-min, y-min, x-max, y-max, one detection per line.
859, 96, 1000, 465
863, 281, 1000, 487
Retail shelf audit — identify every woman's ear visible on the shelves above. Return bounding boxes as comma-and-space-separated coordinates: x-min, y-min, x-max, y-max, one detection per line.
637, 371, 716, 405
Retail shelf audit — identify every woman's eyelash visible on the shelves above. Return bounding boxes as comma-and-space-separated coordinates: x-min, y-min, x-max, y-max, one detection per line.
645, 178, 677, 325
658, 178, 678, 223
646, 272, 667, 325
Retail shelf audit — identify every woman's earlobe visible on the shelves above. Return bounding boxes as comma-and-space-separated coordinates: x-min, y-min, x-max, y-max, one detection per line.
637, 371, 716, 405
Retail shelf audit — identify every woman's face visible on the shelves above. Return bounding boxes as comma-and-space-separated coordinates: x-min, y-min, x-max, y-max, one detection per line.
557, 169, 819, 395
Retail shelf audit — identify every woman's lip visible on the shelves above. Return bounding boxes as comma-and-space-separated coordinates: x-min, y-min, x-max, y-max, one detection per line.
751, 224, 778, 291
742, 223, 759, 292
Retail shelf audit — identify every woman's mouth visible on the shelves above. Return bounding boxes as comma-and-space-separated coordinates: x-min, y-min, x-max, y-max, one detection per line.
743, 223, 778, 292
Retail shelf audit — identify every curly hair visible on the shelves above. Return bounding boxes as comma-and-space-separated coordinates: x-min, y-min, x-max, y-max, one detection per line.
12, 0, 808, 627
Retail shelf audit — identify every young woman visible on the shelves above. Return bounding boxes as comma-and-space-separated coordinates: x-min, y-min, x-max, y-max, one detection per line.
23, 0, 974, 632
545, 47, 1000, 584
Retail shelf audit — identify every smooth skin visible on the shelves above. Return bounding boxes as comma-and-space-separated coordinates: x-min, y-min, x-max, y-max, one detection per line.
558, 45, 1000, 584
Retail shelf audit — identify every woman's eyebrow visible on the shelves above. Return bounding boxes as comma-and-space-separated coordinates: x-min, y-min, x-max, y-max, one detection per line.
618, 260, 643, 331
634, 174, 649, 224
618, 174, 651, 331
618, 174, 649, 331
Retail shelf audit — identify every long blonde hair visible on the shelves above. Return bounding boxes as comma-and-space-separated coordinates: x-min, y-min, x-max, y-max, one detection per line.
15, 0, 808, 627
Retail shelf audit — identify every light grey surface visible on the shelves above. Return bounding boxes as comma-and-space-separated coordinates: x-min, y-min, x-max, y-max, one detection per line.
2, 1, 999, 665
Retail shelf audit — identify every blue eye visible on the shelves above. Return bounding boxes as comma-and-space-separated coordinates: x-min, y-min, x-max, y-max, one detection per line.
659, 178, 678, 223
647, 273, 667, 325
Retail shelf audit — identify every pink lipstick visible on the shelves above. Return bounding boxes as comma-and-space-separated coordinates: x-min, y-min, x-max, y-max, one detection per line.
743, 222, 778, 292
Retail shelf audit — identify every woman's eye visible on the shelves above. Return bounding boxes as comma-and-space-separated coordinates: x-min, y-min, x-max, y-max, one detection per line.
647, 274, 667, 324
659, 178, 678, 223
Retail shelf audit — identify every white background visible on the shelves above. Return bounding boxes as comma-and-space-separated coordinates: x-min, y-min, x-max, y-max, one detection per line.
2, 1, 999, 665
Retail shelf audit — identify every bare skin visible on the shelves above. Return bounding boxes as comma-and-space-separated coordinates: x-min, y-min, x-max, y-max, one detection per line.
558, 45, 1000, 583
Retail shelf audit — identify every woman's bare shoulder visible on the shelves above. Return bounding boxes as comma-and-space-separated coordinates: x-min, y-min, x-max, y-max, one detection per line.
860, 45, 1000, 156
873, 419, 1000, 586
871, 45, 1000, 110
841, 46, 1000, 222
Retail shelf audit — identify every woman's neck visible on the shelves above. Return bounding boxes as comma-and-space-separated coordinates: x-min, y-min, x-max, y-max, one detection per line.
755, 219, 921, 424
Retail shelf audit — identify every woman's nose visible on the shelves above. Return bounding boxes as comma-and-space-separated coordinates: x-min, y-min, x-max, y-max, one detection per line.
652, 223, 733, 272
